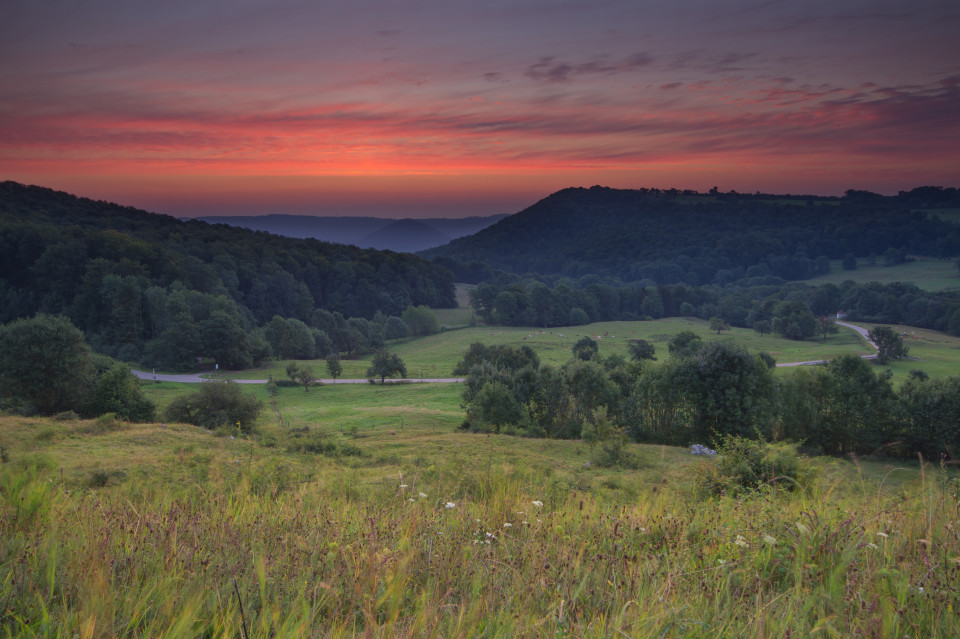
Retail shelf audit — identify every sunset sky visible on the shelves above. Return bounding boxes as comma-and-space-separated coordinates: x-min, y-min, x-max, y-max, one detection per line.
2, 0, 958, 218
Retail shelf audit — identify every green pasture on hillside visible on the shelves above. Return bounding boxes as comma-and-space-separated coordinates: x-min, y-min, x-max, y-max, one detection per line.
802, 257, 959, 291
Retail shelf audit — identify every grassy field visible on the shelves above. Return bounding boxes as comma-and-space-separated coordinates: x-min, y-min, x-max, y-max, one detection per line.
221, 318, 879, 381
802, 257, 959, 291
3, 394, 959, 637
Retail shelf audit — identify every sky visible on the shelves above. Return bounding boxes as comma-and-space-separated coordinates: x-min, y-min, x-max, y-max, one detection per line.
1, 0, 958, 218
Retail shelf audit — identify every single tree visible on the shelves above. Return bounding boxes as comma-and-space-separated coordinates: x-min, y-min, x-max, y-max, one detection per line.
0, 314, 94, 415
326, 354, 343, 382
753, 320, 771, 337
668, 331, 703, 358
572, 336, 599, 361
709, 316, 729, 335
286, 361, 316, 392
771, 300, 817, 340
367, 349, 407, 384
867, 326, 909, 364
626, 338, 657, 362
816, 316, 839, 340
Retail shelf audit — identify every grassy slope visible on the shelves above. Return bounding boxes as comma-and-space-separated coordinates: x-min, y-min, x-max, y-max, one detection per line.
3, 404, 958, 637
803, 258, 960, 291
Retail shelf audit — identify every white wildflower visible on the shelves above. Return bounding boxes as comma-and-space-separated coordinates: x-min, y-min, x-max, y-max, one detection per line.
866, 542, 879, 550
735, 535, 749, 548
445, 502, 456, 509
762, 534, 777, 546
503, 522, 512, 528
418, 492, 427, 499
532, 500, 543, 508
876, 532, 889, 539
399, 484, 409, 489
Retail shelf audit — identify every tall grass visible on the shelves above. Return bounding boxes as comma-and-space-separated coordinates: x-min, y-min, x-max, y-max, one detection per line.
2, 424, 958, 637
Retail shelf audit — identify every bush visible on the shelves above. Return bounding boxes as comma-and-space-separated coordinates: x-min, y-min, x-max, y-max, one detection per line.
695, 436, 813, 497
163, 381, 263, 433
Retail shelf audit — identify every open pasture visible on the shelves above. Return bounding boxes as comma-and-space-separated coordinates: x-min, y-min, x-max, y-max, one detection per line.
803, 257, 959, 291
222, 317, 876, 381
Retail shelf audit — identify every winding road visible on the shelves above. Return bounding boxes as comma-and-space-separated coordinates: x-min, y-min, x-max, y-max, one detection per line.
130, 370, 464, 384
775, 321, 877, 367
132, 322, 879, 382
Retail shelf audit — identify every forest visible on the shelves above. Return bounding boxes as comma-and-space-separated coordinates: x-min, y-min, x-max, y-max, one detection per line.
425, 185, 960, 284
0, 181, 455, 368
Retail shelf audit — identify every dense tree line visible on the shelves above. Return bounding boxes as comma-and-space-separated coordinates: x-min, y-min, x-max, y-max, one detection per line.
458, 340, 960, 460
426, 185, 960, 285
467, 278, 960, 337
0, 182, 453, 368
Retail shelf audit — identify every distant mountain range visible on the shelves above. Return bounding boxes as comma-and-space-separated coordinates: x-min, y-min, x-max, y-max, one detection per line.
193, 214, 508, 253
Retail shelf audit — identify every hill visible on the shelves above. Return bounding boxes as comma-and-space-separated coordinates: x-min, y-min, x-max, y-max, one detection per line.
194, 213, 507, 252
423, 186, 960, 285
0, 181, 455, 367
358, 218, 451, 253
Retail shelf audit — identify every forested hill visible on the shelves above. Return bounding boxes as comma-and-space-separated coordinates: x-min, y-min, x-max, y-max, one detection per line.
0, 181, 455, 364
423, 186, 960, 284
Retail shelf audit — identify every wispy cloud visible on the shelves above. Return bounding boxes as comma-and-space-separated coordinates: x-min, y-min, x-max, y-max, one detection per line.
524, 53, 654, 82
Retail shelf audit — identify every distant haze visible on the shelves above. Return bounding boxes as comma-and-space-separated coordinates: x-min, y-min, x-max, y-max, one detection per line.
195, 213, 508, 252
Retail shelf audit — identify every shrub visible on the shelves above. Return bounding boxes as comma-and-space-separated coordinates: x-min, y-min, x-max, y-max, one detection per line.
163, 381, 263, 433
82, 412, 125, 435
695, 435, 813, 497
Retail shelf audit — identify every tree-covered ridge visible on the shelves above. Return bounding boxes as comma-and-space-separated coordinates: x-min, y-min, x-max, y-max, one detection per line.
0, 182, 455, 366
425, 185, 960, 284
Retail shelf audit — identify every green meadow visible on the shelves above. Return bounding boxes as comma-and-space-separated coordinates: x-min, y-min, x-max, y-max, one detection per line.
222, 317, 879, 382
802, 257, 960, 291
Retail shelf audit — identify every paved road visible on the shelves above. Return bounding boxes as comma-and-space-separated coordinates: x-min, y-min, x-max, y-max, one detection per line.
775, 321, 877, 367
131, 370, 464, 384
134, 322, 879, 380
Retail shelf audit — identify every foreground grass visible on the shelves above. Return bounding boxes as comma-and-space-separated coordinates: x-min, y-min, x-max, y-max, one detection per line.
2, 407, 959, 637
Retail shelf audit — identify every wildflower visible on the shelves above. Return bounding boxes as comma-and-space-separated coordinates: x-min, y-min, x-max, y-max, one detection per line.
762, 534, 777, 546
503, 522, 512, 528
876, 532, 889, 539
418, 492, 427, 499
532, 500, 543, 508
408, 498, 416, 503
866, 542, 879, 550
445, 502, 456, 509
735, 535, 749, 548
399, 484, 409, 489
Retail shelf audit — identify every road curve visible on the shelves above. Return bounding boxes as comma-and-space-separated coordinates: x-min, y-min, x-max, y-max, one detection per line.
775, 321, 878, 367
131, 370, 463, 384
